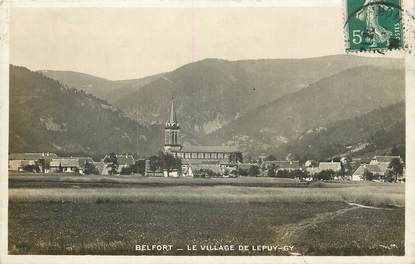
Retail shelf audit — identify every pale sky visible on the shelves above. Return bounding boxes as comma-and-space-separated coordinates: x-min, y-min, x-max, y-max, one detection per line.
10, 7, 346, 80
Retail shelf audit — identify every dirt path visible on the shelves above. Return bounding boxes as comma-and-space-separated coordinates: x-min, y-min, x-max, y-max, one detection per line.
273, 205, 359, 243
346, 202, 396, 210
271, 201, 400, 255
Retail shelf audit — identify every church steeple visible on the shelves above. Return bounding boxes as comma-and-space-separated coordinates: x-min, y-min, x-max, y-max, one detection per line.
169, 100, 177, 125
164, 98, 181, 153
166, 99, 179, 129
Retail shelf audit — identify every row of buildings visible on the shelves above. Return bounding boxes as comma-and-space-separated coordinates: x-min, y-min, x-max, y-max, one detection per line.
8, 100, 406, 181
8, 152, 135, 175
7, 150, 405, 182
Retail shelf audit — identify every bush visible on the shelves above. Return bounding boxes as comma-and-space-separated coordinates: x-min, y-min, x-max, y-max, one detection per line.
120, 166, 133, 175
238, 168, 248, 176
21, 164, 41, 173
363, 170, 382, 181
291, 169, 309, 180
194, 168, 221, 177
275, 170, 290, 178
84, 162, 99, 175
267, 168, 276, 177
248, 165, 260, 176
315, 170, 335, 181
383, 170, 395, 183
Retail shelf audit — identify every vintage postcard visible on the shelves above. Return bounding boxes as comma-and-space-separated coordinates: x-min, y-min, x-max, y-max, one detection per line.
1, 0, 415, 263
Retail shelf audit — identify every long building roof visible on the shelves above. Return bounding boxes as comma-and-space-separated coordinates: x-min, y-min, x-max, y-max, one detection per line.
371, 156, 402, 163
180, 145, 240, 153
9, 152, 58, 160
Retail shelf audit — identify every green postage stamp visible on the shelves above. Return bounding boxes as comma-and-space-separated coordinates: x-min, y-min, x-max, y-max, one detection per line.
345, 0, 404, 51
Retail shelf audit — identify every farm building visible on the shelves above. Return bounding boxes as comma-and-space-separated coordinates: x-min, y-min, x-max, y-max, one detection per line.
261, 160, 300, 171
352, 164, 383, 181
49, 157, 93, 174
8, 152, 58, 172
369, 156, 403, 174
304, 160, 319, 176
8, 159, 37, 172
92, 161, 110, 175
370, 156, 403, 164
318, 161, 342, 172
102, 154, 135, 174
181, 160, 237, 177
352, 155, 405, 181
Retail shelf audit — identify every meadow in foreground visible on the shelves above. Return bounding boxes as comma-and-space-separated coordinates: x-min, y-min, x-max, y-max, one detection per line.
8, 176, 405, 256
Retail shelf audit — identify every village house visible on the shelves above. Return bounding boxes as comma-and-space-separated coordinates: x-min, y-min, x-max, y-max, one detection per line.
304, 160, 319, 176
352, 155, 404, 181
92, 161, 109, 175
261, 160, 300, 172
102, 153, 135, 174
318, 161, 342, 172
352, 164, 383, 181
370, 156, 403, 173
181, 160, 238, 177
8, 152, 58, 172
49, 157, 93, 174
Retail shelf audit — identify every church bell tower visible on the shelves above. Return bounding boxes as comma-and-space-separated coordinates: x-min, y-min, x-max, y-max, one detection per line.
164, 99, 181, 153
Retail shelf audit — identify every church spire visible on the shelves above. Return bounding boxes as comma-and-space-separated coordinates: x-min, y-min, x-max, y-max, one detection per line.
169, 99, 177, 124
165, 97, 179, 129
164, 97, 181, 152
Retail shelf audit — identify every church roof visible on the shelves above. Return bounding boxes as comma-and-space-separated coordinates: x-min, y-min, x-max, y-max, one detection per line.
181, 145, 239, 153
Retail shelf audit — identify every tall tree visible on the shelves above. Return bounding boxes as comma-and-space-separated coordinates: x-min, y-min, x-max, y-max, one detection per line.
388, 158, 403, 182
159, 151, 182, 177
104, 152, 119, 175
84, 161, 99, 175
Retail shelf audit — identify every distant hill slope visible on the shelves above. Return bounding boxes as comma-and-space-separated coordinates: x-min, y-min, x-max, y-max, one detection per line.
208, 65, 405, 154
110, 55, 403, 145
273, 101, 405, 161
11, 65, 161, 157
41, 55, 403, 146
38, 70, 163, 103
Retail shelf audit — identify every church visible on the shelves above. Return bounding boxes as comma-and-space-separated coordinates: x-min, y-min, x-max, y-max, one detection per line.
163, 100, 242, 176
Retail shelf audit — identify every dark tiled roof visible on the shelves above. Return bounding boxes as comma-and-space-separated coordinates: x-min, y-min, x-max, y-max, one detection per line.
50, 158, 81, 168
50, 157, 93, 168
181, 145, 239, 153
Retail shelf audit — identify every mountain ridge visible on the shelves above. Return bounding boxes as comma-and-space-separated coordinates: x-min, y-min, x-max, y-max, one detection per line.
10, 65, 162, 157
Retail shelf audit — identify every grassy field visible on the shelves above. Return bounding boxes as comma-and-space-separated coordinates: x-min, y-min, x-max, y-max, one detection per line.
8, 174, 405, 256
